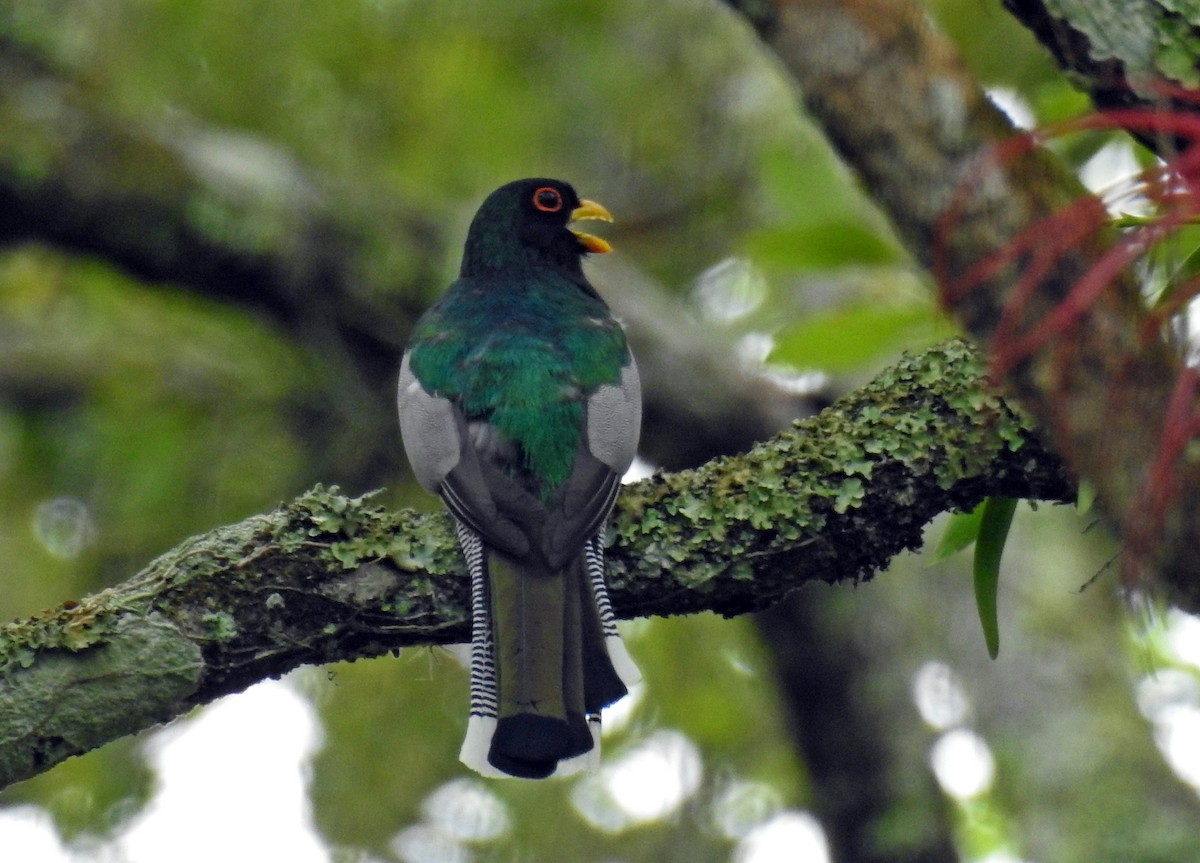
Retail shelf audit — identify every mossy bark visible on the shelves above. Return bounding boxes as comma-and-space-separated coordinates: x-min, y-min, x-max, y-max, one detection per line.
725, 0, 1200, 598
0, 339, 1074, 790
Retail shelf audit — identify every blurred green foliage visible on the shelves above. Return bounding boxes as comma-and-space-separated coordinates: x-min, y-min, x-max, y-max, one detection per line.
3, 1, 1198, 862
0, 249, 310, 610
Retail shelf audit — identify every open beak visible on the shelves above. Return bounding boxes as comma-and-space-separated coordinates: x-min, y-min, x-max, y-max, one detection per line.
570, 199, 614, 254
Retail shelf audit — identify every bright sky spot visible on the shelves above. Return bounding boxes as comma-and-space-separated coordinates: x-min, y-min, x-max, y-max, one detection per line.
1134, 612, 1200, 794
115, 678, 328, 863
723, 644, 758, 676
711, 779, 784, 840
4, 679, 327, 863
600, 679, 645, 736
1151, 704, 1200, 792
1135, 668, 1198, 720
0, 806, 77, 863
31, 496, 96, 558
421, 778, 509, 843
1078, 141, 1145, 214
1167, 610, 1200, 669
744, 326, 830, 396
623, 455, 655, 483
603, 729, 703, 822
977, 852, 1033, 863
760, 364, 829, 396
391, 823, 469, 863
733, 810, 830, 863
986, 87, 1035, 130
694, 257, 768, 323
570, 774, 630, 833
929, 728, 995, 800
573, 729, 703, 832
738, 331, 829, 395
911, 660, 971, 730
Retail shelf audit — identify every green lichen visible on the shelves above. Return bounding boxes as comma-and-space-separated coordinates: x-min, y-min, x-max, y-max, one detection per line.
285, 484, 460, 576
1044, 0, 1200, 90
287, 485, 379, 543
610, 339, 1032, 593
200, 611, 238, 642
1154, 14, 1200, 86
839, 339, 1028, 491
0, 614, 203, 786
0, 597, 124, 676
834, 477, 866, 514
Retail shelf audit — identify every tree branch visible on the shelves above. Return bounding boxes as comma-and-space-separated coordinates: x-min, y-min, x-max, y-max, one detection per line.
0, 37, 443, 352
0, 340, 1073, 790
1003, 0, 1200, 156
725, 0, 1200, 598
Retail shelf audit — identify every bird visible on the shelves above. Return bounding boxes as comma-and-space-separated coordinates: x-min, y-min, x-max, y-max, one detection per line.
397, 178, 641, 778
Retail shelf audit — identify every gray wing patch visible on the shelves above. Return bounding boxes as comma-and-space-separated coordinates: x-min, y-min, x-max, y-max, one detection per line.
397, 351, 461, 493
585, 356, 642, 475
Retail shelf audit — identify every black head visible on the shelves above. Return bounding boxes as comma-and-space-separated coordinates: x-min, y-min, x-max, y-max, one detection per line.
460, 178, 612, 278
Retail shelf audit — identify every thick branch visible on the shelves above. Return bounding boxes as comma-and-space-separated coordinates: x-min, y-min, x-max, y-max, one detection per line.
726, 0, 1200, 596
0, 38, 442, 386
1003, 0, 1200, 156
0, 340, 1072, 790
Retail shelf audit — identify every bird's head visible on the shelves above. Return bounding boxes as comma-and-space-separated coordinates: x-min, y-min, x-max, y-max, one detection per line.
460, 178, 613, 278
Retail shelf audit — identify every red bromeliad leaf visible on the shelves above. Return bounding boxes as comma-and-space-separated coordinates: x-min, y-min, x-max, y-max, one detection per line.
933, 87, 1200, 581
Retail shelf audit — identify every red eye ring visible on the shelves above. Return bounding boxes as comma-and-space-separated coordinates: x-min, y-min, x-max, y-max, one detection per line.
532, 186, 564, 213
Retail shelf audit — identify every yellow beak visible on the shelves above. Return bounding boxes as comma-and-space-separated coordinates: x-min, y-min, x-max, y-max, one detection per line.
570, 199, 614, 254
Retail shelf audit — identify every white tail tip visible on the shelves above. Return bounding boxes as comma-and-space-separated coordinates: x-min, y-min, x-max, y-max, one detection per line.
459, 715, 508, 778
607, 635, 642, 688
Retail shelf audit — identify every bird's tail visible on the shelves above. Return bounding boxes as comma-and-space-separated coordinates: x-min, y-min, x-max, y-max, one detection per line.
457, 524, 640, 778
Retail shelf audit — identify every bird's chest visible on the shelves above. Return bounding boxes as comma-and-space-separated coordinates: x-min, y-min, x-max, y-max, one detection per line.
458, 322, 612, 497
450, 296, 610, 413
412, 285, 625, 496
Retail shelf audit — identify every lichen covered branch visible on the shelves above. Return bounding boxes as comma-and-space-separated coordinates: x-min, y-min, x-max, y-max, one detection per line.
726, 0, 1200, 596
0, 340, 1073, 790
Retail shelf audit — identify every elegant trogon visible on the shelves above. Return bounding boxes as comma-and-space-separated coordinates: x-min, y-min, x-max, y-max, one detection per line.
397, 178, 641, 779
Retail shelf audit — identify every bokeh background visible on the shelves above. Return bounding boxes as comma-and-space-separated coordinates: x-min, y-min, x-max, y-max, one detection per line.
2, 2, 1200, 861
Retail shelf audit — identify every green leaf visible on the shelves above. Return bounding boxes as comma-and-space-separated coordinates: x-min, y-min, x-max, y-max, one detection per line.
769, 300, 953, 373
1148, 223, 1200, 311
757, 141, 861, 224
745, 221, 902, 271
974, 497, 1018, 660
934, 501, 986, 562
1076, 479, 1096, 516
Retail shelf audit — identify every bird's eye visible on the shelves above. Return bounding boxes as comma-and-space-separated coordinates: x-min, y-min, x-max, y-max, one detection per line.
532, 187, 564, 213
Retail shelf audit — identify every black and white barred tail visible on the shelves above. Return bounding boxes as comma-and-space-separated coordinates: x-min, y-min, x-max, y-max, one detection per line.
456, 523, 640, 778
584, 534, 640, 690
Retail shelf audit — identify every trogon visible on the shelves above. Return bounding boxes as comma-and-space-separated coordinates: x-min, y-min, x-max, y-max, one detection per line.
397, 178, 641, 778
